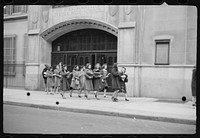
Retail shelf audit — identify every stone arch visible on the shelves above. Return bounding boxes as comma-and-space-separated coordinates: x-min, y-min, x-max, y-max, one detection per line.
40, 19, 118, 42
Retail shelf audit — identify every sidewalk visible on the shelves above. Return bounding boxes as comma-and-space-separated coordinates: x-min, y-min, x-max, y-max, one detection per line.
3, 88, 196, 125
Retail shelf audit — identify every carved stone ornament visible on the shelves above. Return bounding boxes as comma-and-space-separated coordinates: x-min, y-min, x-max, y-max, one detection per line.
125, 6, 133, 15
42, 10, 49, 23
109, 5, 118, 16
32, 11, 38, 24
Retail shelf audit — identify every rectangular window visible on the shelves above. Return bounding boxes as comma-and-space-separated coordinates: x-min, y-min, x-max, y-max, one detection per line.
4, 5, 28, 16
4, 35, 16, 75
155, 40, 170, 65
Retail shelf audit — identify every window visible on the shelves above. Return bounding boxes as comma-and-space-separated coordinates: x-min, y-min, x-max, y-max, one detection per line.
4, 35, 16, 75
155, 40, 170, 65
4, 5, 28, 16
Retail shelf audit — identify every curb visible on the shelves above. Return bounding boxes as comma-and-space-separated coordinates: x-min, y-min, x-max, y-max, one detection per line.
3, 100, 196, 125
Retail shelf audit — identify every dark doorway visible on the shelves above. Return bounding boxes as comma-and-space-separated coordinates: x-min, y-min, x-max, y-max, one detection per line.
51, 29, 117, 91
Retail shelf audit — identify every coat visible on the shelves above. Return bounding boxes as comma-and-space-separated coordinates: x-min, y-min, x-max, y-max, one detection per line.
84, 69, 94, 91
111, 68, 121, 90
79, 70, 86, 90
93, 68, 102, 91
54, 69, 61, 87
191, 69, 196, 96
119, 73, 128, 93
70, 70, 80, 90
46, 70, 54, 88
101, 69, 109, 90
60, 69, 70, 91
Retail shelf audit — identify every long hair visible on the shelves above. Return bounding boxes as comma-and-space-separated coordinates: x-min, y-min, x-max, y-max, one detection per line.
102, 63, 107, 69
85, 63, 91, 69
73, 65, 79, 71
112, 63, 118, 70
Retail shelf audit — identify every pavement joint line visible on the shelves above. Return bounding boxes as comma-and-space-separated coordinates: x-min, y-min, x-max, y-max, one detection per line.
3, 100, 196, 125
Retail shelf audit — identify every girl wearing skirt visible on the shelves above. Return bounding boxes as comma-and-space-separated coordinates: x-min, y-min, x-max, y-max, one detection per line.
101, 64, 110, 98
46, 67, 54, 95
119, 67, 129, 101
93, 63, 102, 100
84, 63, 94, 100
70, 65, 80, 97
78, 65, 89, 98
60, 65, 71, 99
111, 63, 121, 102
53, 65, 62, 94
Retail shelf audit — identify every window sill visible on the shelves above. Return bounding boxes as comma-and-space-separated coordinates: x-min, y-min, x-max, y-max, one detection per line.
4, 72, 16, 76
4, 13, 28, 21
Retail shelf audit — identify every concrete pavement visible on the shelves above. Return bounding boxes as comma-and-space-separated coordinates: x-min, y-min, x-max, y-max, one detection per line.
3, 88, 196, 125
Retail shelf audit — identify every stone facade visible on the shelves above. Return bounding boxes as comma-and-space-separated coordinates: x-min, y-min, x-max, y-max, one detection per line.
4, 5, 197, 100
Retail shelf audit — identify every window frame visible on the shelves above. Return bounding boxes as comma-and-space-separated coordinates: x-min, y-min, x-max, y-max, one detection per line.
4, 5, 28, 16
4, 34, 17, 75
155, 40, 170, 65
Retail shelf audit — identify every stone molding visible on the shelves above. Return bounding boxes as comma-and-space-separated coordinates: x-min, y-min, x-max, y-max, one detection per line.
25, 63, 40, 66
118, 21, 136, 29
28, 29, 41, 35
118, 63, 195, 68
40, 19, 118, 42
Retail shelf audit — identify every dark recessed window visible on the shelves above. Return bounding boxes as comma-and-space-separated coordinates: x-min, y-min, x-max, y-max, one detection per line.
155, 40, 170, 65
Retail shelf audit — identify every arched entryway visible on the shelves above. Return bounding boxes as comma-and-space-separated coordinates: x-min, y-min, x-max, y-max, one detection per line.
51, 28, 117, 91
40, 19, 118, 91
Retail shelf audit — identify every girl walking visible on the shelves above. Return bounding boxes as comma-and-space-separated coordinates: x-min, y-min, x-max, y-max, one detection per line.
70, 65, 80, 97
101, 64, 110, 98
78, 65, 86, 98
111, 63, 121, 102
53, 64, 62, 94
84, 63, 94, 100
60, 65, 71, 99
119, 67, 129, 101
93, 63, 102, 100
46, 67, 54, 95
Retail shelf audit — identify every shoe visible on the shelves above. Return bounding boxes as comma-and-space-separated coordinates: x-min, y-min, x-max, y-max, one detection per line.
70, 94, 72, 97
96, 97, 100, 100
192, 104, 196, 106
78, 95, 81, 98
85, 95, 90, 100
125, 98, 129, 101
104, 95, 106, 98
113, 98, 118, 102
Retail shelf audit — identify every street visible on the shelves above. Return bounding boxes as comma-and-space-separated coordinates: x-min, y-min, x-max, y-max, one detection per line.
3, 104, 195, 134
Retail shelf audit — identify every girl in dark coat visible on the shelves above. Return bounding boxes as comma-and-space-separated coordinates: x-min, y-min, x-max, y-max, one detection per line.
70, 65, 80, 97
111, 63, 121, 102
93, 63, 102, 100
60, 65, 71, 99
42, 65, 48, 92
191, 68, 196, 107
101, 64, 110, 98
119, 67, 129, 101
84, 63, 94, 100
46, 67, 54, 95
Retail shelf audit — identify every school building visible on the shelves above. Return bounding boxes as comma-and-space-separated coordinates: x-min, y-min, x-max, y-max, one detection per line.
3, 5, 197, 100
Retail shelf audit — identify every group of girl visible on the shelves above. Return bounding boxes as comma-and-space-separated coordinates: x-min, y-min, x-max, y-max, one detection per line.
42, 62, 129, 102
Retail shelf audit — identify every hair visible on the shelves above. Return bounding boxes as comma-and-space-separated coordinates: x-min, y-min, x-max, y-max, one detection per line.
80, 65, 85, 69
94, 63, 101, 69
86, 63, 91, 69
73, 65, 79, 71
102, 63, 107, 69
121, 66, 126, 73
112, 63, 118, 68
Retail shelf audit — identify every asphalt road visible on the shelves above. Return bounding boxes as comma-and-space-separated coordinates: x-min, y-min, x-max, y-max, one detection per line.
3, 104, 195, 134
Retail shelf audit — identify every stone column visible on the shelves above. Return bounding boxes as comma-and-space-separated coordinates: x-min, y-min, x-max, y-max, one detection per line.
118, 21, 138, 97
25, 5, 51, 90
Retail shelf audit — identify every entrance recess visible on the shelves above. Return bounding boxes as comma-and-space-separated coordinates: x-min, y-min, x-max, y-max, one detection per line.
51, 29, 117, 91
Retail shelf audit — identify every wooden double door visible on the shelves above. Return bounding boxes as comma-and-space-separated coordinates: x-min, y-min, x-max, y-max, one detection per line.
52, 52, 117, 91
